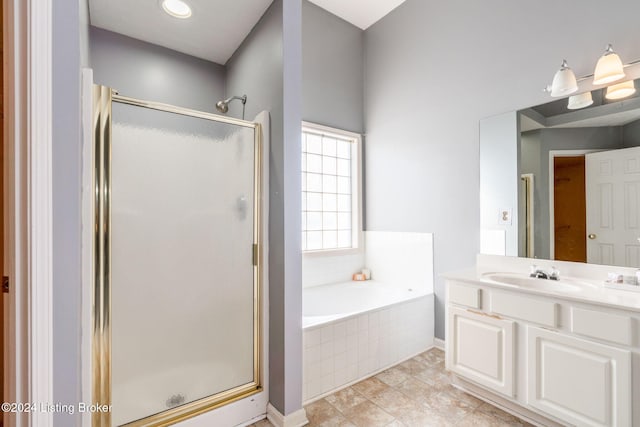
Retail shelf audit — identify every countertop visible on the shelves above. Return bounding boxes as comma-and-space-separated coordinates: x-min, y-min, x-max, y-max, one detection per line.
443, 267, 640, 313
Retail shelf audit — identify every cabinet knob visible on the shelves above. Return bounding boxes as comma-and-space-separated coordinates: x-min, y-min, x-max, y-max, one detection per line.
588, 234, 597, 240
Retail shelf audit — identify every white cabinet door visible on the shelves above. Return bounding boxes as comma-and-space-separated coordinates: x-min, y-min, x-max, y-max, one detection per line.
447, 306, 515, 397
527, 326, 631, 427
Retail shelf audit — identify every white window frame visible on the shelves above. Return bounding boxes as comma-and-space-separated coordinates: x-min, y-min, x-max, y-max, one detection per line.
301, 121, 363, 255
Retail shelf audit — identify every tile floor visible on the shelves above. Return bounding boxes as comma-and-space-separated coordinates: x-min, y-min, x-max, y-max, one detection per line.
249, 348, 533, 427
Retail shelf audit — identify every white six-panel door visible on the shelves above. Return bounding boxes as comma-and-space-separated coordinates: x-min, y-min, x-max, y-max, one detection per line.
527, 326, 631, 426
585, 146, 640, 266
447, 306, 515, 397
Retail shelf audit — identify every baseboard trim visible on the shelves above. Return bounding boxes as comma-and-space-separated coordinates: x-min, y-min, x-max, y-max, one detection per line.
266, 403, 309, 427
434, 338, 445, 350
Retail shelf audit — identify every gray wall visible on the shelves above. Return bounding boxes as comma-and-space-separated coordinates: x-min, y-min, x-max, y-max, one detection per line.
90, 27, 226, 113
281, 0, 303, 413
302, 1, 364, 134
53, 0, 90, 425
520, 127, 624, 259
364, 0, 640, 340
623, 118, 640, 147
226, 0, 303, 415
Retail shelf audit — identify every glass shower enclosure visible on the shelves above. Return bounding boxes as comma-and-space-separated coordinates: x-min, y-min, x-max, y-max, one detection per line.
92, 85, 263, 427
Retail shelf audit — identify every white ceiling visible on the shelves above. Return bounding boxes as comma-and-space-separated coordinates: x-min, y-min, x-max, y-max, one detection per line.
552, 109, 640, 128
89, 0, 406, 64
88, 0, 273, 65
521, 108, 640, 132
309, 0, 406, 29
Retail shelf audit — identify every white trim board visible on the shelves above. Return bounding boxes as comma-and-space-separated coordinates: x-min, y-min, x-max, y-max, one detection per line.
80, 68, 95, 427
266, 404, 309, 427
4, 0, 54, 426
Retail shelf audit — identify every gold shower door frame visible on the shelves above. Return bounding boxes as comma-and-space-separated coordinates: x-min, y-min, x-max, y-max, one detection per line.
92, 85, 263, 427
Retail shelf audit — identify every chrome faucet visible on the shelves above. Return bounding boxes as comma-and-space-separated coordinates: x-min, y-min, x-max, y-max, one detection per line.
530, 265, 560, 281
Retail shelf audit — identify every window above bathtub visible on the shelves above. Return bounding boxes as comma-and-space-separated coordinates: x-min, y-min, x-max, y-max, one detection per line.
301, 122, 362, 253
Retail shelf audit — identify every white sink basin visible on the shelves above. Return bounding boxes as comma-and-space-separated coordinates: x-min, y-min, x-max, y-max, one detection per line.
481, 272, 597, 293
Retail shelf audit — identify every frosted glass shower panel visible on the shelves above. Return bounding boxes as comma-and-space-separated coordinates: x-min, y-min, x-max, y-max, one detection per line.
110, 103, 257, 426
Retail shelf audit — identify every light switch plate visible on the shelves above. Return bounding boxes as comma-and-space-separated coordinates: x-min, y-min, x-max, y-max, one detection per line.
499, 207, 512, 225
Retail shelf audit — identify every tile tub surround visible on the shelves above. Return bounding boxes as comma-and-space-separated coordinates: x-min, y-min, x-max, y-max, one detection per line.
303, 231, 434, 293
303, 295, 434, 402
252, 348, 533, 427
364, 231, 434, 294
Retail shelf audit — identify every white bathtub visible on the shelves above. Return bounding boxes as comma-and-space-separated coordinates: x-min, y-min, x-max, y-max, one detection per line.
302, 280, 434, 402
303, 280, 427, 328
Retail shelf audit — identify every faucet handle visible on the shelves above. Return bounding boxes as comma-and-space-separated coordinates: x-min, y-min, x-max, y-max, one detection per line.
550, 266, 560, 280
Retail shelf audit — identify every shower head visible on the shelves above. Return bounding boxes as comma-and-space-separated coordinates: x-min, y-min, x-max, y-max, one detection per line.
215, 99, 231, 113
216, 95, 247, 114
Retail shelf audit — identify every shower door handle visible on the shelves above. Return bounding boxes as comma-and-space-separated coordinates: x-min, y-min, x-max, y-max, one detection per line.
252, 244, 259, 266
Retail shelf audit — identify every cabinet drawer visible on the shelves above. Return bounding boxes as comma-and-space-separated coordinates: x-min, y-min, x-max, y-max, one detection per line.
448, 283, 481, 309
571, 307, 634, 346
490, 291, 557, 327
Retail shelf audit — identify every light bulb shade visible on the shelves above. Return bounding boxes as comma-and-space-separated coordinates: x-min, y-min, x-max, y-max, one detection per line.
593, 45, 625, 85
550, 60, 578, 97
567, 92, 594, 110
605, 80, 636, 100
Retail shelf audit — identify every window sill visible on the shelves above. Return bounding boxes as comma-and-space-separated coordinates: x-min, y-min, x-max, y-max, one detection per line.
302, 247, 363, 257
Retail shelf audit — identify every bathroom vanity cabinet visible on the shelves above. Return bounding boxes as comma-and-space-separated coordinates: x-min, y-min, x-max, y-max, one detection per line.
445, 279, 638, 427
447, 306, 516, 398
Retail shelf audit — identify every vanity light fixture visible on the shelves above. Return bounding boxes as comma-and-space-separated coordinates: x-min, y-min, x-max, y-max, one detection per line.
605, 80, 636, 100
544, 43, 640, 109
162, 0, 192, 19
550, 60, 578, 97
567, 92, 594, 110
593, 44, 625, 85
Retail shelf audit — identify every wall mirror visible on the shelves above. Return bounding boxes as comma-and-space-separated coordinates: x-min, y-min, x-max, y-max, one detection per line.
480, 78, 640, 268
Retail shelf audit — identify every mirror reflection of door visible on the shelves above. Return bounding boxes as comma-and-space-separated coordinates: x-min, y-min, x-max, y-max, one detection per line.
586, 146, 640, 267
553, 156, 586, 262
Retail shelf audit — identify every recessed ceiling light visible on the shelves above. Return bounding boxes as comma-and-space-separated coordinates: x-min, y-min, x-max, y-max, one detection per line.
162, 0, 192, 19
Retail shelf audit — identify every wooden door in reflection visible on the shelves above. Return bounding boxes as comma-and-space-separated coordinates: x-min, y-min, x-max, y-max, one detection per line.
554, 156, 586, 262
